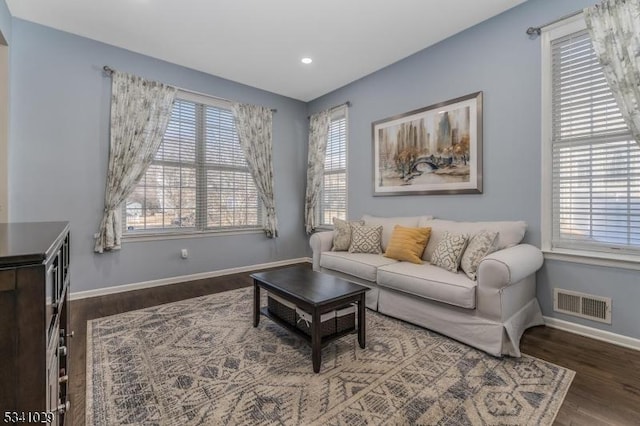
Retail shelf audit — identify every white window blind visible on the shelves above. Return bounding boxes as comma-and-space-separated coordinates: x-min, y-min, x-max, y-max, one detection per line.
550, 29, 640, 254
124, 94, 261, 234
320, 108, 348, 226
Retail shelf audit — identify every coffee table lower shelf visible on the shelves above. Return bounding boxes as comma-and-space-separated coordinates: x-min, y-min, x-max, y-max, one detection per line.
260, 307, 356, 346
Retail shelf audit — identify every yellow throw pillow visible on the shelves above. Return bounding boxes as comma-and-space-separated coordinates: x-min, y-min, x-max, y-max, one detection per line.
384, 225, 432, 264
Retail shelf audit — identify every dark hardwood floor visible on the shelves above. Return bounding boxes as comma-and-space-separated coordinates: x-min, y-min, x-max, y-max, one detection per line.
70, 264, 640, 425
521, 326, 640, 425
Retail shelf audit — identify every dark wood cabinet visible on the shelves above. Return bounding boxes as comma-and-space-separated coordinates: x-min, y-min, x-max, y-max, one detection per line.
0, 222, 71, 425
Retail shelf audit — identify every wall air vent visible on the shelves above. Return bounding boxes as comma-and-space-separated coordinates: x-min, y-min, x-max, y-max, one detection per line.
553, 289, 611, 324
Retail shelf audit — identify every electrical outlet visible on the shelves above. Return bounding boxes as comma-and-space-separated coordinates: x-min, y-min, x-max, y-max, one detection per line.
181, 248, 188, 259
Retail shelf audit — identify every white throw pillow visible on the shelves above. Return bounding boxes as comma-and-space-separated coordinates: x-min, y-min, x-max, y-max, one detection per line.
460, 230, 499, 280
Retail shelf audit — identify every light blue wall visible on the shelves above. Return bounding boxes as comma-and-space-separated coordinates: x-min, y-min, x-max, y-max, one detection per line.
308, 0, 640, 339
0, 0, 10, 44
7, 0, 639, 339
9, 19, 309, 292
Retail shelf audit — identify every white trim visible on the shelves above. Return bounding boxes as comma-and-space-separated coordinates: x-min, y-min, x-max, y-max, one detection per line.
344, 106, 349, 221
177, 90, 231, 109
543, 316, 640, 352
540, 24, 553, 252
122, 228, 264, 242
318, 106, 348, 227
70, 257, 312, 300
541, 12, 584, 37
540, 15, 587, 253
544, 249, 640, 271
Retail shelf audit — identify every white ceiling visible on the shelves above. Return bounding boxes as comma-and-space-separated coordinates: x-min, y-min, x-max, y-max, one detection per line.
6, 0, 526, 101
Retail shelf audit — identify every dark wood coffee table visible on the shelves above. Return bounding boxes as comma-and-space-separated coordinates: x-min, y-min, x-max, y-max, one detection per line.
251, 266, 369, 373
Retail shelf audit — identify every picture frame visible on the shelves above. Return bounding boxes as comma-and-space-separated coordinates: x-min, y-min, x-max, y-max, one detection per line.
372, 91, 483, 196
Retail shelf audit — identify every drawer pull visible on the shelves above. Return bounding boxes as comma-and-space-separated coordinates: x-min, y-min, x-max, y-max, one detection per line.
57, 400, 70, 414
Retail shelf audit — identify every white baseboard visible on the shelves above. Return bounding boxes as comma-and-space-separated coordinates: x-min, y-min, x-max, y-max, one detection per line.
543, 316, 640, 352
70, 257, 312, 301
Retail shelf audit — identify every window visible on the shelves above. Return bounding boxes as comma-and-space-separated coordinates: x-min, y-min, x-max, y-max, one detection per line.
543, 18, 640, 257
124, 92, 261, 235
319, 108, 348, 226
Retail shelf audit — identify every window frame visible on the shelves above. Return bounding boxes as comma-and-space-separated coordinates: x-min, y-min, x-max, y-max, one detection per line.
123, 90, 263, 240
541, 14, 640, 270
318, 106, 349, 228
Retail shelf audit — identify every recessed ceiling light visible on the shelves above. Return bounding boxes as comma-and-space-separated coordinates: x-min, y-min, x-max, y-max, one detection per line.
301, 57, 313, 64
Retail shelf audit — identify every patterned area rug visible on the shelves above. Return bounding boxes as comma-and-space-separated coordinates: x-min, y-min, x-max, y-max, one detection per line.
86, 287, 574, 425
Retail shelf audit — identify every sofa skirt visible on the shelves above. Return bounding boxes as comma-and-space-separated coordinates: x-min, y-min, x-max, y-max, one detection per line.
377, 288, 544, 357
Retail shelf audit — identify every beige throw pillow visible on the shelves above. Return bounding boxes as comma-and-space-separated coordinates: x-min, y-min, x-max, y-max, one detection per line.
430, 232, 469, 272
349, 224, 383, 254
460, 230, 499, 280
332, 218, 364, 251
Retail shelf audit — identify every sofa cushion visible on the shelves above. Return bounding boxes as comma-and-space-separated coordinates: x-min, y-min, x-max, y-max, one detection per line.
460, 230, 499, 280
332, 218, 364, 251
349, 224, 383, 254
362, 215, 433, 251
320, 252, 398, 282
418, 219, 527, 261
430, 232, 469, 272
384, 225, 432, 264
377, 262, 477, 309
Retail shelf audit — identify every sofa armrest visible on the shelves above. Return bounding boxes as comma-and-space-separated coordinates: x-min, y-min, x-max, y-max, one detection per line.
476, 244, 543, 321
309, 231, 334, 270
477, 244, 543, 290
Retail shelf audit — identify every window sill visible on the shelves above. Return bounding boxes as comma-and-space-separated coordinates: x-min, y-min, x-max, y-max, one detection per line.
543, 248, 640, 271
122, 228, 264, 242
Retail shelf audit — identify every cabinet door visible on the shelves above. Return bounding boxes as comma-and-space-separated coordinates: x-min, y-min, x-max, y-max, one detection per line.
46, 337, 59, 426
0, 269, 16, 410
57, 328, 69, 424
62, 235, 69, 286
45, 251, 61, 338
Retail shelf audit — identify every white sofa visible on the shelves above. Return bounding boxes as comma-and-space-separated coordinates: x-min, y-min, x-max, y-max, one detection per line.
309, 215, 545, 357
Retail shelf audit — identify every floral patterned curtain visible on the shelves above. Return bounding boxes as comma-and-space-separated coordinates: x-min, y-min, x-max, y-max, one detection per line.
94, 71, 177, 253
585, 0, 640, 146
304, 110, 331, 234
231, 103, 278, 238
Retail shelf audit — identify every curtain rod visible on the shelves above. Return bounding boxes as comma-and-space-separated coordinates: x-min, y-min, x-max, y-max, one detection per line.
307, 101, 351, 120
526, 9, 583, 38
102, 66, 277, 113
